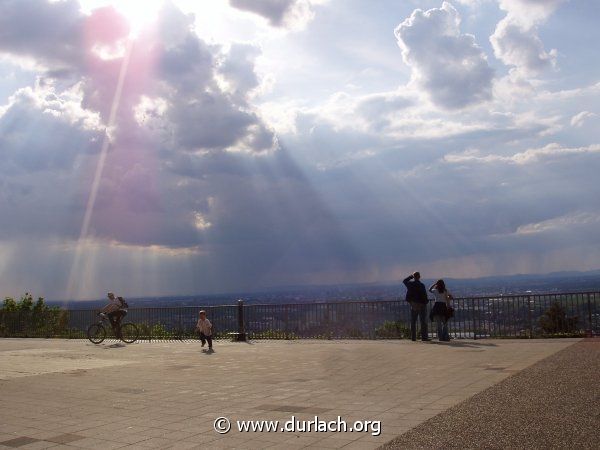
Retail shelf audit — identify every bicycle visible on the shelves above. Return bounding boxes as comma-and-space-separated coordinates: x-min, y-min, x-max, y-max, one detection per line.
87, 311, 139, 344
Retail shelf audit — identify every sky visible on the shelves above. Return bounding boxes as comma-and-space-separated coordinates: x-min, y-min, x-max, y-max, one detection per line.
0, 0, 599, 300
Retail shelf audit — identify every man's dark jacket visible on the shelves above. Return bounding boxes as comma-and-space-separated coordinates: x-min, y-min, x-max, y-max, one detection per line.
403, 276, 428, 304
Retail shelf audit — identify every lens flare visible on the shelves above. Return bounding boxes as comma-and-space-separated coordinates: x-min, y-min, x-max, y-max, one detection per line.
114, 0, 163, 37
65, 40, 133, 300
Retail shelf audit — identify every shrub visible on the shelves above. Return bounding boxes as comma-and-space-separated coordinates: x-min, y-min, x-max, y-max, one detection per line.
149, 323, 174, 339
250, 329, 297, 339
346, 327, 363, 338
375, 321, 411, 339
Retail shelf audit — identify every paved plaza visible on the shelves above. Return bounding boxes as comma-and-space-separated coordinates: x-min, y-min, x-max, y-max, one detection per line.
0, 338, 579, 449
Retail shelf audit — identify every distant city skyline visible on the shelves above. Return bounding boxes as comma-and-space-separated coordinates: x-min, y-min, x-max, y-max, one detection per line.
0, 0, 599, 300
46, 269, 600, 305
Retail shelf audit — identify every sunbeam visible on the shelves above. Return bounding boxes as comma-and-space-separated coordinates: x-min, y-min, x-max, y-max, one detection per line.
65, 39, 133, 300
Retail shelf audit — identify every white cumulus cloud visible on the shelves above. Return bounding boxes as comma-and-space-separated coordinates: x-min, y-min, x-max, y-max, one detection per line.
0, 83, 104, 173
490, 0, 566, 75
394, 2, 494, 109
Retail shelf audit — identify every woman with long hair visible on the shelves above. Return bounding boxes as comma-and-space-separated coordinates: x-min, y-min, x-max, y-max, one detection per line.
429, 279, 453, 341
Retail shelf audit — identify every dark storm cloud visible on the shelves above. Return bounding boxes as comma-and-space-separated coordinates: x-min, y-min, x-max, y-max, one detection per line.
137, 4, 276, 155
0, 0, 85, 68
0, 0, 277, 251
0, 0, 355, 294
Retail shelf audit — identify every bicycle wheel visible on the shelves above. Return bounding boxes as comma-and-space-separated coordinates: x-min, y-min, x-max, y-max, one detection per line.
120, 322, 139, 344
87, 323, 106, 344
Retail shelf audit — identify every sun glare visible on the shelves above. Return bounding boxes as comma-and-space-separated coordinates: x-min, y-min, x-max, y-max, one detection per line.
112, 0, 163, 36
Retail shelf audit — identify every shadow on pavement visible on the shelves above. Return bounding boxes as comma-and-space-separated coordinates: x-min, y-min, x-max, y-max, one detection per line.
104, 343, 126, 349
429, 340, 498, 348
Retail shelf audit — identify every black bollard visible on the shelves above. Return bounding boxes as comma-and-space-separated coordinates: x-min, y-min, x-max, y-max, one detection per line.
236, 299, 247, 341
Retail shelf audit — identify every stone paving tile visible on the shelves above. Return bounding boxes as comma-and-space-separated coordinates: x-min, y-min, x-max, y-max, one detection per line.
43, 434, 84, 445
107, 445, 148, 450
2, 429, 43, 441
164, 442, 201, 450
342, 441, 383, 450
177, 433, 223, 447
68, 437, 125, 449
109, 434, 152, 445
16, 441, 58, 450
134, 437, 176, 448
0, 338, 579, 449
51, 446, 85, 450
0, 436, 41, 448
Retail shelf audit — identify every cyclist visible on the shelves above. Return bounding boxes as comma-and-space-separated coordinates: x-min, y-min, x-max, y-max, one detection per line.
101, 292, 128, 337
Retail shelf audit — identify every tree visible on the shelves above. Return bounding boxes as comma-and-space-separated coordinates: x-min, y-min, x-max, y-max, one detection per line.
539, 302, 578, 334
2, 297, 17, 312
0, 294, 68, 337
18, 292, 34, 311
33, 297, 46, 314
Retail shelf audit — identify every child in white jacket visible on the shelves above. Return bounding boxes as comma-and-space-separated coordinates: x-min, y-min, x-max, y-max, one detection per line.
196, 310, 213, 351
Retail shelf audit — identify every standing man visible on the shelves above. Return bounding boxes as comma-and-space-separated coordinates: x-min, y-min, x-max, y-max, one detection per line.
403, 272, 430, 341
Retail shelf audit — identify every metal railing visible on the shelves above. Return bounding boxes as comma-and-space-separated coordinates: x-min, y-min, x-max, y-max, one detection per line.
0, 292, 598, 340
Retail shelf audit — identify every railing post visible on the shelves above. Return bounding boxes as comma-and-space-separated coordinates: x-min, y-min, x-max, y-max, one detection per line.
285, 305, 289, 339
327, 304, 332, 339
527, 295, 533, 338
472, 298, 476, 340
178, 308, 183, 341
236, 299, 247, 341
586, 293, 593, 337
